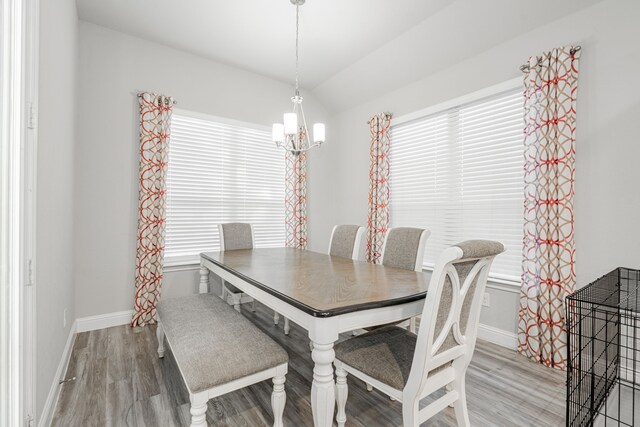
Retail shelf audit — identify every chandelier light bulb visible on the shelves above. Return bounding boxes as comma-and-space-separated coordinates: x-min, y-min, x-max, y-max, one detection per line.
283, 113, 298, 135
272, 123, 285, 143
313, 123, 325, 143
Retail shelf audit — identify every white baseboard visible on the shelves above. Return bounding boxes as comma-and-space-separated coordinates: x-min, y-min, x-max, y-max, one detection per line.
38, 321, 77, 427
477, 323, 518, 350
76, 310, 134, 333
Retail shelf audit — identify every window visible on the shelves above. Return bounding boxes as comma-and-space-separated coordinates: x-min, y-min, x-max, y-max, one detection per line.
165, 110, 286, 265
389, 82, 524, 282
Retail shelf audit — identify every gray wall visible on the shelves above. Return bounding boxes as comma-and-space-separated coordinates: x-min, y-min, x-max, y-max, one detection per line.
74, 22, 331, 317
324, 0, 640, 335
36, 0, 78, 419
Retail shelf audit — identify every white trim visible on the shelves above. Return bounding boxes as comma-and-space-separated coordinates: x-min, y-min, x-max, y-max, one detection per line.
37, 320, 76, 427
75, 310, 134, 333
173, 107, 271, 132
164, 255, 200, 268
163, 262, 199, 273
393, 77, 522, 126
486, 281, 521, 294
477, 323, 518, 350
22, 0, 39, 423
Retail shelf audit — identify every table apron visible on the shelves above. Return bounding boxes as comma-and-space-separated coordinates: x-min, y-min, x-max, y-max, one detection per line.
201, 257, 425, 342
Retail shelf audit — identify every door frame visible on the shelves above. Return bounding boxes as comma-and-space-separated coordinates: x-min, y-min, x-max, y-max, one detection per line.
0, 0, 39, 425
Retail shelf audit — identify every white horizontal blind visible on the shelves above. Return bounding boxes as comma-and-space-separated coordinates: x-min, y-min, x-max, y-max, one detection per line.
165, 111, 286, 265
389, 89, 524, 281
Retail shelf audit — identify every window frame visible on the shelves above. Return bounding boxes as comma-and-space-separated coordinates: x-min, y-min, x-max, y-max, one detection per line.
163, 108, 285, 269
391, 77, 523, 287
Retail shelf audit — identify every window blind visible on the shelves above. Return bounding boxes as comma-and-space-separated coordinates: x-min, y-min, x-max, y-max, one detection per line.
164, 111, 286, 265
389, 88, 524, 282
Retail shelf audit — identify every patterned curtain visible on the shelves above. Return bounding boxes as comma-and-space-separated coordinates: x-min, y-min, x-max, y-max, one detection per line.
517, 46, 580, 370
131, 93, 174, 327
365, 113, 392, 264
285, 135, 307, 249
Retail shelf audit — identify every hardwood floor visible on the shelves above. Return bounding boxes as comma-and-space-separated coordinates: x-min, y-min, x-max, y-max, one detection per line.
52, 302, 565, 426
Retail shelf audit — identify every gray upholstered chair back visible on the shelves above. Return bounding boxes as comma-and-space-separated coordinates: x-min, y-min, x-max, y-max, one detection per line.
404, 240, 504, 397
218, 223, 254, 251
328, 225, 366, 260
380, 227, 431, 271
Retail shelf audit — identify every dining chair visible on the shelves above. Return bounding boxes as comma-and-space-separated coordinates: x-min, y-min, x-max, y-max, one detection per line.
328, 224, 366, 261
366, 227, 431, 333
218, 223, 256, 313
219, 223, 292, 334
333, 240, 505, 427
309, 224, 366, 350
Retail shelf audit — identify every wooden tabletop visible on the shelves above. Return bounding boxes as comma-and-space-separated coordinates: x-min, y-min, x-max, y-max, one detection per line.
201, 248, 429, 317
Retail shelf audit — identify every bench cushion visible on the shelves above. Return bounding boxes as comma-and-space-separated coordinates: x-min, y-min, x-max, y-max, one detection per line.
157, 293, 288, 394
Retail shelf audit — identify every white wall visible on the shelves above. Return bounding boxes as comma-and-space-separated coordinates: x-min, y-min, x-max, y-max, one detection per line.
36, 0, 78, 419
325, 0, 640, 335
74, 22, 331, 318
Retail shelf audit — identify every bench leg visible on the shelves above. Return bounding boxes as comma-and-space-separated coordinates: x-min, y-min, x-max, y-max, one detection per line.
271, 366, 287, 427
232, 294, 242, 313
156, 321, 165, 359
199, 266, 209, 294
189, 399, 208, 427
283, 318, 290, 335
273, 311, 279, 325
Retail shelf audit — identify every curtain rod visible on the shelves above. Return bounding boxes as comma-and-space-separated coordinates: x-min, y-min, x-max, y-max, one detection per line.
519, 45, 581, 72
133, 90, 178, 105
366, 112, 393, 124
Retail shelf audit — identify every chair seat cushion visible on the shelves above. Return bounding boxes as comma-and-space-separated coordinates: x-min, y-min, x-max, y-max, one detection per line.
157, 294, 287, 394
335, 326, 416, 390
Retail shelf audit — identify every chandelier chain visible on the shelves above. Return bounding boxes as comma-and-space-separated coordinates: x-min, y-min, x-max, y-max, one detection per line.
295, 3, 299, 95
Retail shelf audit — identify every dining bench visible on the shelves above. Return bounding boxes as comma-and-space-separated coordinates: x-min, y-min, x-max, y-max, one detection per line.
156, 293, 288, 427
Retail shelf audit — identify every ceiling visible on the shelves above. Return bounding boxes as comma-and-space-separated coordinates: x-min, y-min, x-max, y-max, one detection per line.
76, 0, 455, 89
77, 0, 603, 112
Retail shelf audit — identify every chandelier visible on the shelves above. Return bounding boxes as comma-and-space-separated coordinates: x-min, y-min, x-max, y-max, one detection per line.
272, 0, 325, 155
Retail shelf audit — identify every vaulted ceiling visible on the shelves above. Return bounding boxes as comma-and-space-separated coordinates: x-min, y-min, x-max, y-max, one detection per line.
77, 0, 603, 112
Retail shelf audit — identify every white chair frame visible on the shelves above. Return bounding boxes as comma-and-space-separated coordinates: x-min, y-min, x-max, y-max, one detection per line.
380, 227, 431, 272
218, 224, 256, 313
335, 245, 497, 427
381, 227, 431, 333
310, 225, 366, 351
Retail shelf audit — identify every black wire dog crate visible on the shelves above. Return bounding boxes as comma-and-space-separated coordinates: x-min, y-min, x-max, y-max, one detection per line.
567, 268, 640, 426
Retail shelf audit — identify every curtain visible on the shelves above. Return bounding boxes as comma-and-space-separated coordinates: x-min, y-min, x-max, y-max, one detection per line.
131, 93, 174, 327
285, 143, 307, 249
365, 113, 392, 264
517, 46, 580, 369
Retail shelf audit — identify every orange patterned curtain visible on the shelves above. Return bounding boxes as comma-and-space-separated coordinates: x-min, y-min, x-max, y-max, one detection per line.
517, 46, 580, 369
131, 93, 174, 327
285, 133, 307, 249
366, 113, 392, 264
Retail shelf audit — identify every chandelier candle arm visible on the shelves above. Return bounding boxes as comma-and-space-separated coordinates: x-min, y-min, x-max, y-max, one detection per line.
272, 0, 326, 155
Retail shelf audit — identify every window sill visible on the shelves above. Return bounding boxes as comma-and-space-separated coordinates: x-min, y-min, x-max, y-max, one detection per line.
163, 258, 199, 272
420, 264, 521, 291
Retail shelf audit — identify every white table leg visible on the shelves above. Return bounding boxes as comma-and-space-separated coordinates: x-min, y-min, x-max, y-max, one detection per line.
199, 265, 209, 294
311, 341, 336, 427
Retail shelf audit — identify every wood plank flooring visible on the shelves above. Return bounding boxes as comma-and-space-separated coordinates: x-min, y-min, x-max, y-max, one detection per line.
52, 302, 565, 426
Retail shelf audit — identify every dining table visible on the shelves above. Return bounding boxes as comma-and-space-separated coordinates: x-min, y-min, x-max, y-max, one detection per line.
199, 247, 429, 427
